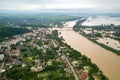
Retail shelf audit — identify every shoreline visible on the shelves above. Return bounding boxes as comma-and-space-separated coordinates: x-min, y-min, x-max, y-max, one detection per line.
78, 32, 120, 55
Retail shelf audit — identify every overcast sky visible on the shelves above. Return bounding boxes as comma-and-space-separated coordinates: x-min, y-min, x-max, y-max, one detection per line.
0, 0, 120, 13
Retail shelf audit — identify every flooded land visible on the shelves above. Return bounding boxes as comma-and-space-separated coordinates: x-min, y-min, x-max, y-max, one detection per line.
58, 21, 120, 80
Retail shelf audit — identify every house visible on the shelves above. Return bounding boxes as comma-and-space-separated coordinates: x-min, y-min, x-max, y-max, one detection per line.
105, 33, 112, 37
40, 45, 44, 49
0, 69, 6, 73
64, 68, 72, 77
58, 52, 62, 56
47, 60, 52, 66
10, 49, 20, 56
71, 60, 79, 67
0, 47, 5, 53
22, 63, 26, 67
45, 29, 52, 34
0, 47, 5, 61
80, 72, 88, 80
31, 59, 45, 72
0, 54, 4, 61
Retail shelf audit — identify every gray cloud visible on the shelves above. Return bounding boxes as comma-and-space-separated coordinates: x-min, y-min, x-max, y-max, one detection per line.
0, 0, 120, 13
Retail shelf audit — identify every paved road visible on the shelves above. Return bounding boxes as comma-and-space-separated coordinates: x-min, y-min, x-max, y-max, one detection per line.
0, 62, 4, 80
0, 62, 4, 72
62, 53, 79, 80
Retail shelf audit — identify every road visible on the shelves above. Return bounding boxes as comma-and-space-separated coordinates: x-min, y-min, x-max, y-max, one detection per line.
0, 62, 4, 72
0, 62, 4, 80
62, 53, 79, 80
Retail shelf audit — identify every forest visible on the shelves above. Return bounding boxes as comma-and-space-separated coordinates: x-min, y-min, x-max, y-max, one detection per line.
0, 27, 31, 42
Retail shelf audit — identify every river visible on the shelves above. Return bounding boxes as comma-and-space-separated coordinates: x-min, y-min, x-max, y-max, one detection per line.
57, 21, 120, 80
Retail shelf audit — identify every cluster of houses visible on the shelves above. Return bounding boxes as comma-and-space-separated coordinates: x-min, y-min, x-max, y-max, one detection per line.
0, 27, 92, 80
59, 46, 89, 80
0, 47, 5, 61
0, 28, 55, 73
81, 27, 115, 39
31, 59, 45, 72
80, 27, 120, 50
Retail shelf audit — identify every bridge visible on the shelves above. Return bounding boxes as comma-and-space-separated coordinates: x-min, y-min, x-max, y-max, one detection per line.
51, 27, 73, 31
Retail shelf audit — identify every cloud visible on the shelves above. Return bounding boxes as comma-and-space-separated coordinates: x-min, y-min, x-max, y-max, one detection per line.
0, 0, 120, 13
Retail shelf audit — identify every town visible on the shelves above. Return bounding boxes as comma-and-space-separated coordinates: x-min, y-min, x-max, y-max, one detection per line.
0, 0, 120, 79
0, 26, 107, 80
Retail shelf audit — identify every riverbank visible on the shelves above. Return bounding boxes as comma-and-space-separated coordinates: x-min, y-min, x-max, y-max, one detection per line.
79, 33, 120, 55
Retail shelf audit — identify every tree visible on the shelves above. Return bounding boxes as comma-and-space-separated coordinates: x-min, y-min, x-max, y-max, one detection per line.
10, 44, 16, 50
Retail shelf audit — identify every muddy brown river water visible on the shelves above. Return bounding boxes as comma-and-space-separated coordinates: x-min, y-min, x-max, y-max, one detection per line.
57, 21, 120, 80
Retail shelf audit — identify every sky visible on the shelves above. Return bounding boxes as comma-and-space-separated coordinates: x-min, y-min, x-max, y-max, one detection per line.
0, 0, 120, 13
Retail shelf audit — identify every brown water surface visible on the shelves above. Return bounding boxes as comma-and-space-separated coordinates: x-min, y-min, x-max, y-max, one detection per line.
58, 21, 120, 80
